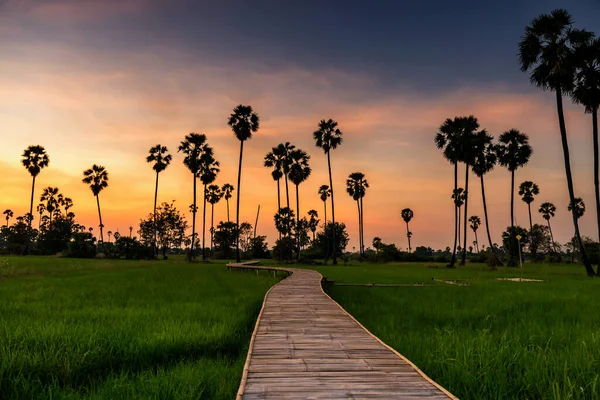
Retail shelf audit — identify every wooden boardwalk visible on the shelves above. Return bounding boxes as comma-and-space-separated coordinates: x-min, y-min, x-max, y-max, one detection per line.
228, 262, 457, 399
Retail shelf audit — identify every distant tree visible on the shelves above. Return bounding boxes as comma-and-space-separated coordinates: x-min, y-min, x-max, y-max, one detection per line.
82, 165, 109, 245
346, 172, 368, 257
199, 150, 219, 260
468, 215, 481, 253
221, 183, 234, 223
138, 201, 188, 258
318, 185, 331, 228
519, 8, 594, 276
206, 184, 223, 253
401, 208, 414, 253
21, 145, 49, 231
312, 222, 349, 260
36, 204, 45, 231
496, 129, 532, 266
213, 221, 238, 259
307, 210, 319, 242
519, 181, 540, 232
568, 198, 586, 219
314, 119, 343, 264
452, 188, 465, 249
3, 209, 13, 228
288, 149, 311, 260
274, 207, 295, 260
539, 202, 557, 248
264, 144, 289, 220
372, 236, 383, 260
502, 225, 529, 264
107, 231, 113, 243
228, 105, 260, 262
147, 144, 172, 258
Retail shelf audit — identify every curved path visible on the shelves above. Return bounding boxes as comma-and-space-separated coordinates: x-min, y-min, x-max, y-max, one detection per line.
229, 263, 457, 399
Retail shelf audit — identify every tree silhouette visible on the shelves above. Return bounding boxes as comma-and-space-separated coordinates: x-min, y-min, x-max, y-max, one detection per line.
129, 226, 133, 238
3, 209, 13, 228
221, 183, 234, 223
199, 150, 219, 261
288, 149, 311, 261
147, 144, 172, 259
314, 119, 343, 265
82, 165, 109, 245
519, 9, 594, 276
401, 208, 414, 253
496, 129, 532, 266
519, 181, 540, 234
372, 237, 382, 260
206, 184, 223, 254
264, 146, 285, 216
228, 105, 259, 263
40, 187, 61, 224
568, 197, 585, 219
468, 216, 481, 253
36, 204, 45, 231
539, 202, 557, 249
178, 133, 209, 261
107, 231, 113, 243
307, 209, 319, 242
452, 188, 465, 252
346, 172, 368, 256
318, 185, 331, 227
21, 145, 49, 253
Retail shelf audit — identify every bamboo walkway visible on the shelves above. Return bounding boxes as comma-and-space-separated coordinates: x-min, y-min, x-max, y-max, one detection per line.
228, 262, 457, 399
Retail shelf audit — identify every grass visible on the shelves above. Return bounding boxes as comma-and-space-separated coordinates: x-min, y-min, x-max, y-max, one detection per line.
307, 261, 600, 400
0, 256, 280, 400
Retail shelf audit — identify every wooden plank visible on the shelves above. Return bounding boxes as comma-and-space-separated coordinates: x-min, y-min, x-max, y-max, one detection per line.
227, 262, 457, 399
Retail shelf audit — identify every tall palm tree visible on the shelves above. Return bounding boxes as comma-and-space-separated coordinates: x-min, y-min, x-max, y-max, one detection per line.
318, 185, 331, 226
264, 147, 284, 214
307, 209, 319, 242
3, 209, 13, 228
221, 184, 234, 223
468, 216, 481, 253
288, 149, 311, 260
519, 9, 595, 276
228, 105, 260, 263
146, 144, 172, 259
178, 133, 209, 261
539, 202, 557, 248
568, 198, 586, 219
21, 145, 49, 231
518, 181, 540, 233
82, 165, 109, 245
452, 188, 465, 250
496, 129, 532, 266
435, 118, 463, 267
346, 172, 368, 256
267, 143, 296, 211
36, 204, 45, 231
314, 119, 343, 265
40, 187, 60, 224
401, 208, 414, 253
199, 151, 220, 260
206, 184, 223, 254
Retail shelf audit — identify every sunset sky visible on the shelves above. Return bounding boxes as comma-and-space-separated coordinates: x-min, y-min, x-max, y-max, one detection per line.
1, 0, 600, 251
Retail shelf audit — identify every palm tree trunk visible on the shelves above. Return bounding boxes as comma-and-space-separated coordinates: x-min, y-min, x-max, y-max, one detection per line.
461, 163, 469, 265
296, 184, 301, 261
96, 194, 104, 246
323, 201, 327, 227
406, 222, 411, 252
153, 171, 159, 259
481, 175, 502, 266
236, 141, 244, 263
593, 108, 600, 274
211, 203, 215, 255
360, 196, 365, 256
509, 169, 515, 266
202, 183, 207, 261
556, 89, 595, 276
356, 200, 361, 256
277, 178, 281, 240
547, 219, 556, 252
285, 174, 290, 210
28, 176, 36, 228
450, 163, 458, 268
226, 198, 230, 223
458, 207, 461, 252
327, 151, 337, 265
474, 231, 479, 253
189, 175, 197, 261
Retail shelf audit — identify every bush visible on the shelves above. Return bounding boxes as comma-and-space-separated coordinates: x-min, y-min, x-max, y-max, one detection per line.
65, 232, 97, 258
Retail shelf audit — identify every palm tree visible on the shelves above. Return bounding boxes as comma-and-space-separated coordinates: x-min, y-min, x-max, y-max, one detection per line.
372, 237, 382, 261
21, 145, 49, 231
307, 210, 319, 242
314, 119, 343, 264
264, 147, 284, 214
36, 204, 45, 231
568, 198, 586, 219
221, 184, 234, 223
468, 216, 481, 253
518, 181, 540, 233
147, 144, 172, 259
228, 105, 260, 263
3, 209, 13, 228
346, 172, 369, 256
107, 231, 113, 243
539, 202, 557, 248
82, 165, 109, 245
40, 187, 61, 224
401, 208, 414, 253
199, 150, 219, 261
519, 9, 595, 276
318, 185, 331, 226
178, 133, 209, 260
129, 226, 133, 238
435, 118, 463, 267
496, 129, 532, 266
452, 188, 465, 250
288, 149, 311, 260
206, 184, 223, 254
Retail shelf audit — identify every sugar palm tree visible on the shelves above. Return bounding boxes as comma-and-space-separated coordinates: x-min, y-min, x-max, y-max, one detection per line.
178, 132, 209, 260
221, 184, 234, 223
199, 150, 219, 261
468, 216, 481, 253
129, 226, 133, 238
228, 105, 260, 262
40, 187, 60, 224
519, 9, 594, 276
288, 149, 311, 260
568, 198, 585, 219
264, 146, 285, 214
318, 185, 331, 226
21, 145, 49, 231
206, 184, 223, 253
452, 188, 465, 251
314, 119, 343, 264
496, 129, 532, 266
435, 118, 463, 267
346, 172, 368, 257
82, 165, 109, 245
147, 144, 172, 258
539, 202, 557, 248
107, 231, 113, 243
518, 181, 540, 233
401, 208, 414, 253
36, 204, 45, 231
3, 209, 13, 228
307, 209, 319, 242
